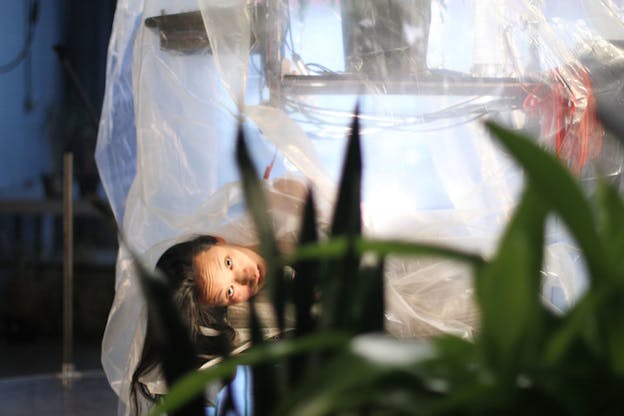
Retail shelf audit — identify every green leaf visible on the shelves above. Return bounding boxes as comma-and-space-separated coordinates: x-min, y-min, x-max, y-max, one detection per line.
151, 332, 349, 416
289, 191, 321, 386
235, 125, 284, 332
287, 375, 435, 416
485, 122, 624, 371
289, 237, 485, 270
475, 188, 547, 376
356, 239, 486, 270
323, 106, 363, 331
276, 352, 380, 416
594, 180, 624, 374
484, 121, 607, 280
543, 288, 604, 365
423, 335, 480, 390
279, 336, 436, 415
596, 179, 624, 276
600, 297, 624, 375
294, 190, 320, 337
287, 236, 349, 261
294, 234, 484, 335
422, 381, 505, 415
235, 125, 286, 413
330, 103, 362, 238
351, 259, 385, 333
247, 296, 264, 346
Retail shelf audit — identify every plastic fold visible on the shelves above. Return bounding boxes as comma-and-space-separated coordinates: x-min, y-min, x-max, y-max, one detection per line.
96, 0, 624, 411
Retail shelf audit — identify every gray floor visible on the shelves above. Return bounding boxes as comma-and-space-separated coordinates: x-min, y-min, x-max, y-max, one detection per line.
0, 340, 119, 415
0, 371, 119, 415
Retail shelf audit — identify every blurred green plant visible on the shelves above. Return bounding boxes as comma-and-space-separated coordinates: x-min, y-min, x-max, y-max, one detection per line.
146, 109, 624, 415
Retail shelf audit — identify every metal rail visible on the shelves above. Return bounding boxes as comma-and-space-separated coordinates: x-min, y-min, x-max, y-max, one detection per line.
281, 74, 538, 97
61, 152, 76, 386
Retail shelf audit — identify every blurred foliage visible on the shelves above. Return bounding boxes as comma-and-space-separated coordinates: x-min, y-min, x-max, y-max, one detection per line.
144, 109, 624, 415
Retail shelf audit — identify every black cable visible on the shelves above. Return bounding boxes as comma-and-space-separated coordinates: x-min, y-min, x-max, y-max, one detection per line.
23, 40, 34, 111
22, 0, 36, 111
0, 0, 38, 74
285, 94, 514, 123
304, 62, 336, 74
283, 94, 518, 135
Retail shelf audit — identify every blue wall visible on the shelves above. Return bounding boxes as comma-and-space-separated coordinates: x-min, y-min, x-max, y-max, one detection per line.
0, 0, 66, 197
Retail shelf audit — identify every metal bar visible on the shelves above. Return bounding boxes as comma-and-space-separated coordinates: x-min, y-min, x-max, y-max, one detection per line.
0, 199, 97, 215
282, 74, 539, 96
62, 153, 75, 384
53, 46, 99, 129
264, 0, 288, 106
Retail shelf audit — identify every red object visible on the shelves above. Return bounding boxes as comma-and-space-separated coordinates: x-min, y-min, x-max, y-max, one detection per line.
523, 65, 603, 174
263, 151, 277, 180
263, 162, 274, 180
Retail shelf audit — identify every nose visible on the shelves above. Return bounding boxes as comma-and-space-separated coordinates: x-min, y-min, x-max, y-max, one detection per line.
235, 266, 257, 285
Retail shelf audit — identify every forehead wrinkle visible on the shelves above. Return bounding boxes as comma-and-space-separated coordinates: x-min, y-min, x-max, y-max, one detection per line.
194, 249, 221, 305
213, 253, 225, 303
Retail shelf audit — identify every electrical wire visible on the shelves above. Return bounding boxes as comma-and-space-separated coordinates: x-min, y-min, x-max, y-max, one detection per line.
282, 0, 339, 77
287, 111, 490, 138
0, 0, 39, 74
304, 62, 336, 74
284, 94, 517, 126
260, 1, 521, 138
285, 99, 497, 136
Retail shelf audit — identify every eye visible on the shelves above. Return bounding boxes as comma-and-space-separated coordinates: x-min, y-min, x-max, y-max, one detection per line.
226, 286, 234, 299
225, 257, 233, 269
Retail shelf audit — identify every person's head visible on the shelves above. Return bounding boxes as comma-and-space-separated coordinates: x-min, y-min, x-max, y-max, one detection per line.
192, 236, 266, 306
154, 235, 266, 330
131, 235, 265, 409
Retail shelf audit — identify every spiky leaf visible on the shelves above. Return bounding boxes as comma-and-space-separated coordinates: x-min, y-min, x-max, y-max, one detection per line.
475, 188, 547, 376
485, 121, 607, 280
323, 106, 363, 331
151, 333, 348, 416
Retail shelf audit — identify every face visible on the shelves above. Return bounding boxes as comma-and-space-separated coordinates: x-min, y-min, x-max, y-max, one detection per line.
192, 243, 266, 306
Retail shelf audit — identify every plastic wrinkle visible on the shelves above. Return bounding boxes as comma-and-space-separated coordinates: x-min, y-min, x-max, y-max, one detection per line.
96, 1, 624, 412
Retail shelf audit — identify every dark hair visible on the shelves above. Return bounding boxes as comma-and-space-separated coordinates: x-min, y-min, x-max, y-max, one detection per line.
130, 235, 235, 413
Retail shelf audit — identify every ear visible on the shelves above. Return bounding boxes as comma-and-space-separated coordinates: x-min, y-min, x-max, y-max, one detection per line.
214, 236, 226, 244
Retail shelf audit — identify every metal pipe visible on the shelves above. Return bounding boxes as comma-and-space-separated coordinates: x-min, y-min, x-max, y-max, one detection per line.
264, 0, 288, 106
282, 74, 538, 96
62, 152, 74, 385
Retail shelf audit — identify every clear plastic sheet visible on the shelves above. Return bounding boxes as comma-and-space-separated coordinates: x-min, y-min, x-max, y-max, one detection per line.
96, 0, 624, 411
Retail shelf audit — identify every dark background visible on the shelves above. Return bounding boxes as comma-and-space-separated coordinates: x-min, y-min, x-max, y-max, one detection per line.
0, 0, 118, 377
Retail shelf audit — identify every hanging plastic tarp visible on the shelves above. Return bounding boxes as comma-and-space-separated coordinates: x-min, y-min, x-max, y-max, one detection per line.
96, 0, 624, 410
